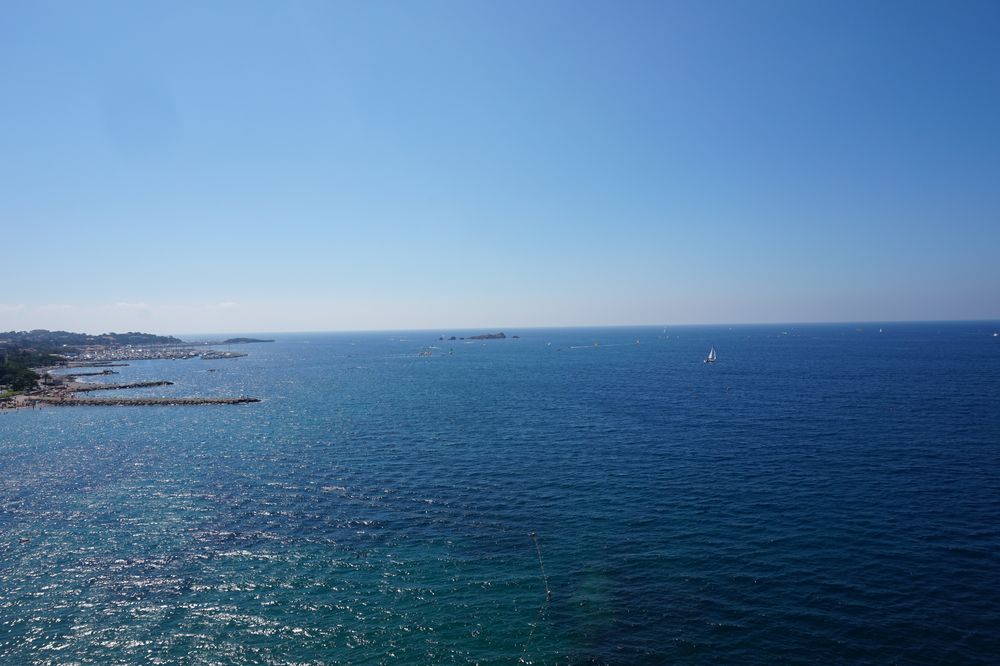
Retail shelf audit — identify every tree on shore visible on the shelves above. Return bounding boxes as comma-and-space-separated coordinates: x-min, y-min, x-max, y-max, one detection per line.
0, 349, 59, 392
0, 362, 39, 391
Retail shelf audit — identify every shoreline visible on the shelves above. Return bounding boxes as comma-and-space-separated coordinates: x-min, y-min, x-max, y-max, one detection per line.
2, 360, 259, 412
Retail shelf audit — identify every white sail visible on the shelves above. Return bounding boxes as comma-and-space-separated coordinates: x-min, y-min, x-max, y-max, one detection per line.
706, 346, 716, 362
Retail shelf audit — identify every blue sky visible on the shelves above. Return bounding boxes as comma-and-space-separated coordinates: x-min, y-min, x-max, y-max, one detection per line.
2, 1, 998, 334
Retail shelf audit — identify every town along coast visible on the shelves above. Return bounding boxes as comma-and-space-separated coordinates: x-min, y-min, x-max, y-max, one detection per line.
1, 330, 263, 410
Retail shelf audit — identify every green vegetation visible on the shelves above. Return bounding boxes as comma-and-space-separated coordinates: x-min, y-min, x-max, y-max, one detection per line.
1, 349, 65, 390
0, 328, 184, 393
0, 358, 41, 391
0, 346, 66, 393
0, 329, 184, 349
2, 349, 62, 367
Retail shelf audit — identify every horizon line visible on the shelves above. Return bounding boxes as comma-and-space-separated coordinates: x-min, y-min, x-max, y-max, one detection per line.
6, 318, 999, 338
167, 317, 999, 337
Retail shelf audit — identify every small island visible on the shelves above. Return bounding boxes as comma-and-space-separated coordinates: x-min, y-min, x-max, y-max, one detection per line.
437, 332, 519, 341
464, 332, 507, 340
459, 331, 507, 340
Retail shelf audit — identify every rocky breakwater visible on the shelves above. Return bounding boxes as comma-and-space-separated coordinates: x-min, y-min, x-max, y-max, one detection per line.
201, 351, 247, 360
68, 380, 173, 393
26, 395, 259, 406
15, 371, 261, 410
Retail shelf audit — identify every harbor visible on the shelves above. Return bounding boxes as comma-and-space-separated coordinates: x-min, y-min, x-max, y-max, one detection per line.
1, 331, 262, 411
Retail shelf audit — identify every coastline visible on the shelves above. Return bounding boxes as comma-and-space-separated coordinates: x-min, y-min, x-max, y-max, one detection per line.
2, 350, 260, 412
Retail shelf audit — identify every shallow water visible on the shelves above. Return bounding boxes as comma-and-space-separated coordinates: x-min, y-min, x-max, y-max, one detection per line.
2, 323, 999, 663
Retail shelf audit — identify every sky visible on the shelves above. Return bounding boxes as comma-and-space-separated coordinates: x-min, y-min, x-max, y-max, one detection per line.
2, 0, 998, 334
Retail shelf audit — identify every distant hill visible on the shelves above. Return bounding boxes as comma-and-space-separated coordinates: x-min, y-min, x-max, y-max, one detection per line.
0, 330, 184, 352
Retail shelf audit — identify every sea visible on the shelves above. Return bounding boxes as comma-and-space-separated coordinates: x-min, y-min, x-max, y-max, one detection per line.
1, 323, 999, 664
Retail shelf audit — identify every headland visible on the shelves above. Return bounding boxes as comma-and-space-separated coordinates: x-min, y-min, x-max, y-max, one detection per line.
1, 329, 261, 410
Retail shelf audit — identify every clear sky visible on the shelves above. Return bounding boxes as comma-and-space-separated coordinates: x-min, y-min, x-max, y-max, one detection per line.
2, 1, 998, 334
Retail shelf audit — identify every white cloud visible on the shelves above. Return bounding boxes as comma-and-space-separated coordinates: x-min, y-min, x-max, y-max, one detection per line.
111, 301, 152, 311
0, 303, 25, 313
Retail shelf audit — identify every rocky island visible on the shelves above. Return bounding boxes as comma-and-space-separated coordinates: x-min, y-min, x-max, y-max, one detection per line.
465, 332, 506, 340
186, 337, 275, 345
437, 332, 521, 342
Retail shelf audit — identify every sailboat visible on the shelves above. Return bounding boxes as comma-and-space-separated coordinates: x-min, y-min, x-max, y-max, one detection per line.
704, 346, 716, 363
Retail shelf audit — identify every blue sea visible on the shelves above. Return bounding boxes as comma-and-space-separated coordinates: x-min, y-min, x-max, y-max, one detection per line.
2, 323, 999, 664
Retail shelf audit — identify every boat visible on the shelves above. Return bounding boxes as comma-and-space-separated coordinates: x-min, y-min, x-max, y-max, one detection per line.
704, 346, 716, 363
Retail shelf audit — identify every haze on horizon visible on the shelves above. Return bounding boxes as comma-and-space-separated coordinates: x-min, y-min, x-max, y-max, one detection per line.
2, 1, 998, 336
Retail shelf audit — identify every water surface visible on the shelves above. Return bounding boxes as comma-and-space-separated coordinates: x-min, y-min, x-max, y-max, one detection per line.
2, 323, 999, 663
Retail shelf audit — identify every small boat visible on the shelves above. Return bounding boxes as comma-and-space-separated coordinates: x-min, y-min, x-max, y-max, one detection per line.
704, 346, 717, 363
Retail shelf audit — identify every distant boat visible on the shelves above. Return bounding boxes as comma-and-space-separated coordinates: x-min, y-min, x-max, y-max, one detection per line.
704, 346, 717, 363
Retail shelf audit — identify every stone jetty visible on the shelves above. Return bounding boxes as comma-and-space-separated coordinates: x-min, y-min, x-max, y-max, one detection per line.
6, 372, 260, 411
66, 362, 130, 368
24, 396, 259, 406
69, 380, 173, 392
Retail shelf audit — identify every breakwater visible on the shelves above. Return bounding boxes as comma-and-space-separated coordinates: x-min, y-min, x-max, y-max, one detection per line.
65, 362, 130, 368
25, 396, 259, 406
16, 349, 262, 411
69, 381, 173, 392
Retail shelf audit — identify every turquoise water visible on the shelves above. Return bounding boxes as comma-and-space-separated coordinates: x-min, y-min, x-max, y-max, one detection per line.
2, 324, 999, 663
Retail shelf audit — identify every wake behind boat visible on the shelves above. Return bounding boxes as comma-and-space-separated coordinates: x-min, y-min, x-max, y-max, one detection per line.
704, 346, 717, 363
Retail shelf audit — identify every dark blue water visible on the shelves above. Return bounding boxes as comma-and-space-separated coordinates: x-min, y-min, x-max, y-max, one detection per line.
2, 323, 999, 664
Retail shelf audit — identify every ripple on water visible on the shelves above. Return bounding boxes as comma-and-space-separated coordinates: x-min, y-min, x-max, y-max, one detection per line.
1, 324, 999, 663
